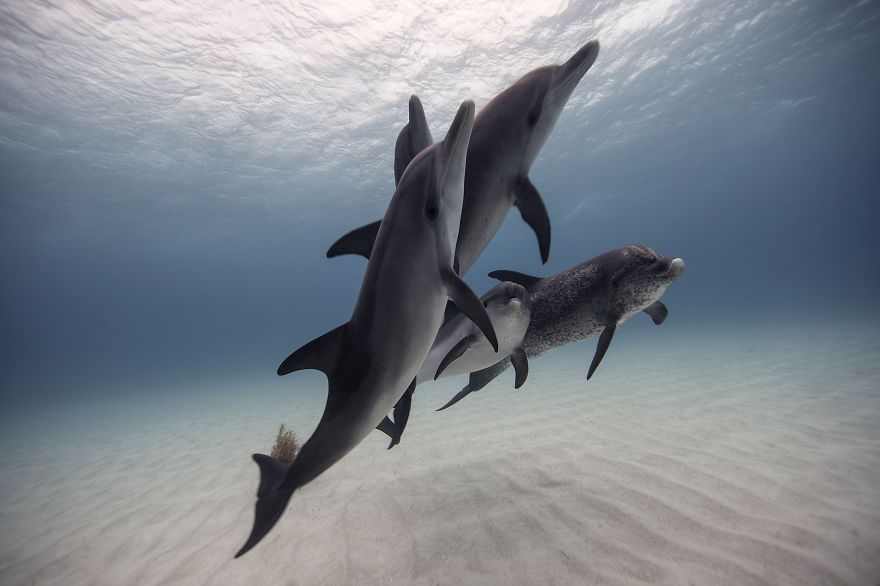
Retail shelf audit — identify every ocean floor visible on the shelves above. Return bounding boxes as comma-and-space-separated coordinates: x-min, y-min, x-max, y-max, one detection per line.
1, 319, 879, 585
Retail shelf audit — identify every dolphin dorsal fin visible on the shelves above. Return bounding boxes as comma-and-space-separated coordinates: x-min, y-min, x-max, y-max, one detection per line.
326, 220, 381, 260
488, 270, 543, 290
277, 323, 346, 376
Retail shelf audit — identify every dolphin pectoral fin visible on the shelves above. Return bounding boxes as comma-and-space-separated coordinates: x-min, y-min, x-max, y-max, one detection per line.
510, 347, 529, 389
587, 321, 617, 380
376, 416, 396, 439
235, 455, 296, 558
487, 270, 542, 290
326, 220, 381, 259
387, 378, 416, 449
443, 268, 498, 352
643, 301, 668, 325
435, 335, 476, 379
277, 323, 346, 376
513, 176, 551, 264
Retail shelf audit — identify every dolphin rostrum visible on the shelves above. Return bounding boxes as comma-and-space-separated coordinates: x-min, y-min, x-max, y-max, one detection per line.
326, 40, 601, 274
439, 245, 685, 409
377, 281, 533, 447
236, 101, 497, 557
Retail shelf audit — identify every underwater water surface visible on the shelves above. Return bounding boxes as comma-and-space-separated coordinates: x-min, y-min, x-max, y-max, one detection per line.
1, 0, 879, 584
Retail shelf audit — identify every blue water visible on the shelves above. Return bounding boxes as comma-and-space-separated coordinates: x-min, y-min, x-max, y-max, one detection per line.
1, 1, 880, 579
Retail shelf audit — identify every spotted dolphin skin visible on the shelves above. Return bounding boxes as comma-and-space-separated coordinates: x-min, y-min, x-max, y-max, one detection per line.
377, 281, 533, 447
326, 40, 601, 273
235, 101, 497, 558
440, 245, 685, 408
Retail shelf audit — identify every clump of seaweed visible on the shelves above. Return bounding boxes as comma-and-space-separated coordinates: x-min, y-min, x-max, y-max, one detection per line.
270, 424, 299, 464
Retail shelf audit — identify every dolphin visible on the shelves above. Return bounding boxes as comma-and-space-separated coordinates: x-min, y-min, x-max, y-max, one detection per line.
377, 281, 533, 447
235, 101, 497, 558
326, 40, 601, 273
439, 245, 685, 409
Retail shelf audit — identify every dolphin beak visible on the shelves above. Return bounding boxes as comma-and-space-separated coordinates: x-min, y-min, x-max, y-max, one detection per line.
550, 39, 600, 101
669, 258, 686, 276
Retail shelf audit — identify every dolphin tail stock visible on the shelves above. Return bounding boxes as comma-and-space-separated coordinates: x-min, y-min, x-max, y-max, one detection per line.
643, 300, 668, 325
234, 454, 296, 558
326, 221, 381, 260
487, 270, 542, 290
442, 268, 498, 352
513, 176, 551, 264
587, 321, 617, 380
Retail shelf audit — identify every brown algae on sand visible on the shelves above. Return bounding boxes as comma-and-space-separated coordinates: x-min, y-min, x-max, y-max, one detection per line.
269, 424, 299, 464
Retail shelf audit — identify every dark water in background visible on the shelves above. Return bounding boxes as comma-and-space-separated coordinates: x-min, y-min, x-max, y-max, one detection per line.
1, 0, 879, 413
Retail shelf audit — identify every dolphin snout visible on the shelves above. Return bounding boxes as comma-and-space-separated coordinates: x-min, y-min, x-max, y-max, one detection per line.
669, 258, 685, 275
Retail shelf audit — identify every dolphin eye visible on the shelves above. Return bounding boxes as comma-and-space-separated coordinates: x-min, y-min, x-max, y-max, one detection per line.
526, 109, 539, 126
426, 204, 438, 219
483, 300, 489, 307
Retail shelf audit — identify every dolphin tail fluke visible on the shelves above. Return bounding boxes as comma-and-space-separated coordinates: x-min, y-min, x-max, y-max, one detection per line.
443, 269, 498, 352
326, 221, 381, 260
387, 378, 416, 449
235, 455, 296, 558
376, 416, 396, 439
252, 453, 290, 498
487, 270, 542, 290
514, 176, 551, 264
277, 323, 346, 376
587, 321, 617, 380
436, 388, 473, 411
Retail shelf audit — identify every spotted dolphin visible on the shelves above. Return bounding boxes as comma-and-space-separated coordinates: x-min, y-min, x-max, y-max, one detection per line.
235, 101, 497, 557
439, 245, 685, 409
326, 40, 601, 273
377, 281, 532, 447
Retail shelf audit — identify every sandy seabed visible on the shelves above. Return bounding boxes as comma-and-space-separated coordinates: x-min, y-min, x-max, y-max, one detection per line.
1, 320, 879, 585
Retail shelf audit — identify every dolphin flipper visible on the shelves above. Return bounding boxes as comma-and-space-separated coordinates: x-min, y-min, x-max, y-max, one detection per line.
443, 268, 499, 352
435, 334, 477, 379
487, 270, 542, 290
326, 221, 381, 260
643, 300, 668, 325
587, 321, 617, 380
510, 347, 528, 389
277, 324, 346, 376
513, 176, 551, 264
387, 378, 416, 449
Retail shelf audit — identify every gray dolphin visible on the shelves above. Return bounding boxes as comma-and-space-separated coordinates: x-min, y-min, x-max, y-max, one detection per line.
439, 245, 685, 409
326, 40, 601, 273
377, 281, 533, 447
236, 101, 497, 558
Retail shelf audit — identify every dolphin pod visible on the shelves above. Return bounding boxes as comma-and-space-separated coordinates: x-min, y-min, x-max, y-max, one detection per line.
238, 39, 688, 558
327, 40, 601, 273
